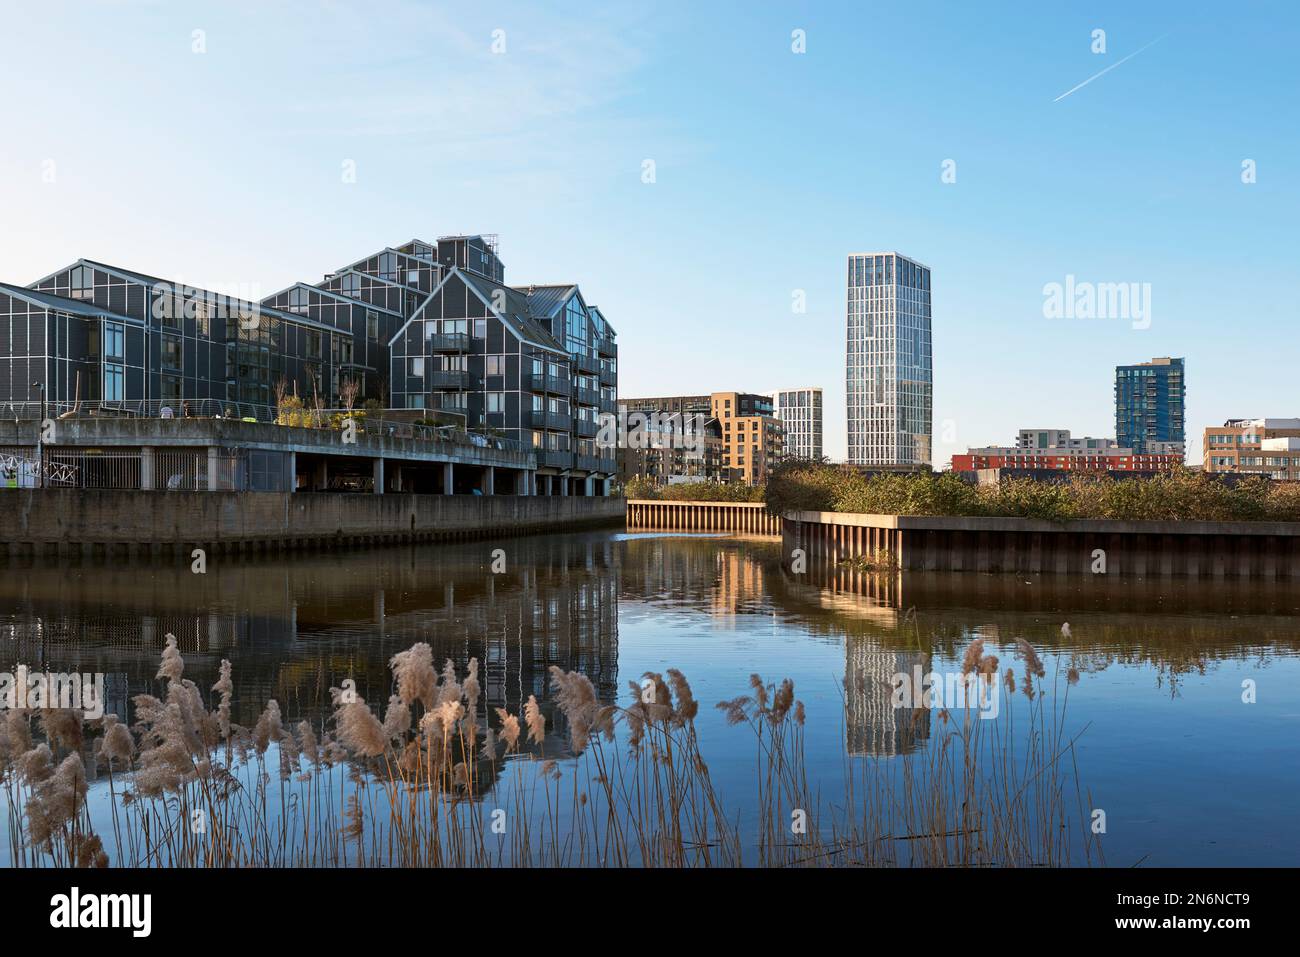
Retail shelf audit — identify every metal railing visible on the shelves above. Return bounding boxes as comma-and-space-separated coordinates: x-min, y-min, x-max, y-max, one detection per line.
0, 399, 527, 455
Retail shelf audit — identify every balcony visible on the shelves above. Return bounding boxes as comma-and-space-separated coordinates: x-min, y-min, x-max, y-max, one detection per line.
598, 395, 617, 414
536, 449, 573, 470
575, 454, 605, 473
524, 409, 572, 431
429, 370, 473, 390
596, 336, 618, 358
576, 386, 600, 408
570, 351, 601, 375
525, 372, 570, 395
427, 333, 470, 352
598, 364, 617, 387
575, 417, 598, 438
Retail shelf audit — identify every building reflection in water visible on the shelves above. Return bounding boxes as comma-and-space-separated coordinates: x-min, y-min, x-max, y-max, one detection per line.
2, 531, 1293, 768
0, 535, 620, 737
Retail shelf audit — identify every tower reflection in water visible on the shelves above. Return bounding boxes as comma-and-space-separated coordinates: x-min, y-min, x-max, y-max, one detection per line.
618, 533, 931, 756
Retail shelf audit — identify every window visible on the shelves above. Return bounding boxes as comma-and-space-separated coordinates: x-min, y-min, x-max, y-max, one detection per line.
487, 392, 505, 413
195, 300, 211, 336
104, 322, 124, 361
473, 319, 487, 339
162, 333, 182, 370
306, 332, 322, 359
367, 311, 379, 341
104, 363, 124, 400
407, 270, 420, 287
485, 355, 504, 376
71, 265, 94, 299
410, 357, 425, 377
162, 374, 182, 401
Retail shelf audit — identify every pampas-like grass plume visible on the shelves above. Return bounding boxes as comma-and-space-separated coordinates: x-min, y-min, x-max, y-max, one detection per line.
495, 708, 521, 753
523, 695, 545, 747
253, 699, 283, 755
331, 690, 388, 758
667, 668, 699, 725
549, 666, 600, 754
212, 659, 233, 740
157, 633, 185, 682
389, 642, 436, 710
99, 714, 135, 767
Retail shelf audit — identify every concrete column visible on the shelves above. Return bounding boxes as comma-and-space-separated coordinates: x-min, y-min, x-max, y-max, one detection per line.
443, 461, 454, 495
207, 447, 219, 491
373, 458, 384, 494
584, 475, 595, 497
602, 477, 611, 497
140, 447, 155, 491
287, 451, 297, 492
482, 466, 495, 496
315, 459, 328, 491
560, 476, 569, 496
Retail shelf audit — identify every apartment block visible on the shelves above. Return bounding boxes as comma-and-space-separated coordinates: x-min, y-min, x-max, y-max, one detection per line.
1115, 356, 1186, 454
769, 387, 823, 460
846, 251, 932, 467
1204, 418, 1300, 480
0, 234, 619, 496
952, 427, 1181, 471
621, 391, 784, 485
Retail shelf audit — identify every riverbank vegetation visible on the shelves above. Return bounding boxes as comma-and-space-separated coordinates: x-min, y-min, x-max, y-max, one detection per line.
1, 634, 1099, 868
623, 476, 765, 502
765, 461, 1300, 523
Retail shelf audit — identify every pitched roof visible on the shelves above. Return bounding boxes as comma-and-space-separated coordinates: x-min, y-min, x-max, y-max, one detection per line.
0, 282, 141, 324
76, 260, 338, 333
459, 270, 566, 353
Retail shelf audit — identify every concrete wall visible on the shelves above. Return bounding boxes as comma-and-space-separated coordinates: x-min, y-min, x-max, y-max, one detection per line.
0, 490, 625, 558
625, 499, 780, 536
782, 510, 1300, 580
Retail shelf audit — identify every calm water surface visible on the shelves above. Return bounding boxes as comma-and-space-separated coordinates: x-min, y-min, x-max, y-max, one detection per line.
2, 529, 1298, 866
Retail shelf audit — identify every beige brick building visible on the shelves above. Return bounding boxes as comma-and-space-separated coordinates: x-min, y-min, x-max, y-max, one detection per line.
1204, 418, 1300, 480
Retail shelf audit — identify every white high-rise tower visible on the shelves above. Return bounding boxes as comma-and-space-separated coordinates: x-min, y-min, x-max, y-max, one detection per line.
846, 252, 932, 466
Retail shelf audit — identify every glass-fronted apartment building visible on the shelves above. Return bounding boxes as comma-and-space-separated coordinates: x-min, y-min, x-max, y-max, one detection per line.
846, 252, 932, 467
2, 261, 340, 410
1, 234, 619, 495
386, 236, 619, 495
769, 387, 823, 461
1114, 356, 1185, 454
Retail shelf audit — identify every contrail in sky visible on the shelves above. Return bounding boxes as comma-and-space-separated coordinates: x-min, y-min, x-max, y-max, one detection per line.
1054, 34, 1168, 102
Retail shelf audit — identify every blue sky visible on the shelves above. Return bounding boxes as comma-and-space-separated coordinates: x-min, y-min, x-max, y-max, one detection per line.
2, 1, 1296, 464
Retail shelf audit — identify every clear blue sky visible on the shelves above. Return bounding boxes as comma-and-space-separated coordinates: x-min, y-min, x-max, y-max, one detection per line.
2, 1, 1296, 464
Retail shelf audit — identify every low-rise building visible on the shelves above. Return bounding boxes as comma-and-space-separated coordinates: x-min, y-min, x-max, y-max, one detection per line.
622, 391, 784, 485
1204, 418, 1300, 480
952, 428, 1182, 472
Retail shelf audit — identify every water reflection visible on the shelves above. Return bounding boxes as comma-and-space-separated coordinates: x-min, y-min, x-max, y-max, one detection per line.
0, 537, 620, 737
2, 531, 1298, 865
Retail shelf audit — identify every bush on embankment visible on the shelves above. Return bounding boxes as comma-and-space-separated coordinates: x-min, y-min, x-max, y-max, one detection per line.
623, 477, 765, 503
764, 461, 1300, 523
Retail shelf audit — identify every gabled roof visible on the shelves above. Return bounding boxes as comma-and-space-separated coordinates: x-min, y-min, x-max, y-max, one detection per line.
263, 281, 404, 317
332, 243, 438, 277
322, 267, 423, 291
459, 270, 566, 353
512, 283, 578, 321
67, 259, 339, 334
387, 267, 565, 355
0, 282, 142, 325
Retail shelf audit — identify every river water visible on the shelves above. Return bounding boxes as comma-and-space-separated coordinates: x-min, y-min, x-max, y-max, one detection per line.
2, 529, 1297, 866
